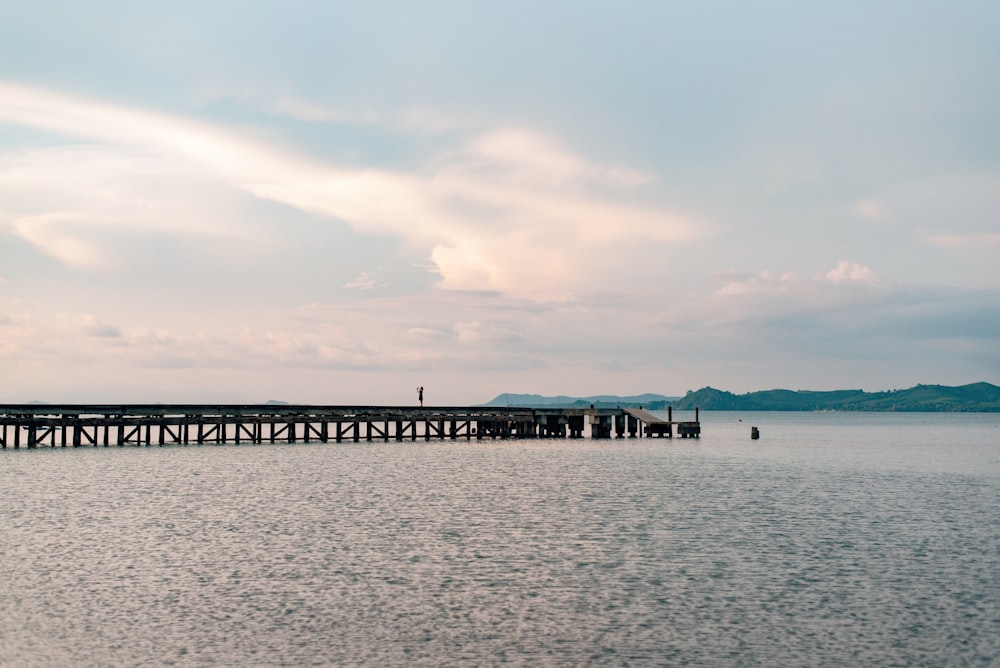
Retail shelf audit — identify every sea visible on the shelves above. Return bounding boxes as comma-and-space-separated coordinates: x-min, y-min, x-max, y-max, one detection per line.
1, 411, 998, 667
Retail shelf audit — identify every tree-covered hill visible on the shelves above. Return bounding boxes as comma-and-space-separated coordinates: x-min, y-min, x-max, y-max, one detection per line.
671, 382, 1000, 412
483, 383, 1000, 411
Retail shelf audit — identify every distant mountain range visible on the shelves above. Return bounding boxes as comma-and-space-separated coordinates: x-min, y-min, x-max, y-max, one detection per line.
483, 393, 679, 409
483, 383, 1000, 412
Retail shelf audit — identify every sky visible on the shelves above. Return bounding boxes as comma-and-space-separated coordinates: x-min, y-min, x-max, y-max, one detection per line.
1, 1, 998, 405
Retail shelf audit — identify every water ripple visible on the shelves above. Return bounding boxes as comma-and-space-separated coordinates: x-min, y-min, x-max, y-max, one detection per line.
2, 419, 998, 666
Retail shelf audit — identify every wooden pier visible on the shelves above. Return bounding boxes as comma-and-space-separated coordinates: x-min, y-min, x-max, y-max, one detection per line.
0, 404, 700, 449
624, 406, 701, 438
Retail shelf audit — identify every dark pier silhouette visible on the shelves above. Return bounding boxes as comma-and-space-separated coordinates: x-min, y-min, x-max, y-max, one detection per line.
0, 404, 700, 448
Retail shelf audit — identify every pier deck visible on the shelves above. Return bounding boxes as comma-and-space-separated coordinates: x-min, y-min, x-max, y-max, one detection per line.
0, 404, 699, 448
624, 407, 702, 438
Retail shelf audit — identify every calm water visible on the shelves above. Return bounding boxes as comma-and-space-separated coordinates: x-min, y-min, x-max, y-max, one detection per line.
1, 412, 998, 667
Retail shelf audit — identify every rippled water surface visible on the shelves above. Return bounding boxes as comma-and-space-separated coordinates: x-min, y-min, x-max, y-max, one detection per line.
2, 412, 998, 666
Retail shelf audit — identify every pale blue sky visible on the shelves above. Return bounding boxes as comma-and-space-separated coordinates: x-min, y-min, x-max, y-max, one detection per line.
1, 1, 997, 403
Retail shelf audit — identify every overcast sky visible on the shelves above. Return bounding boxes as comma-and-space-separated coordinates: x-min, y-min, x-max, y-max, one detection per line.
1, 1, 998, 404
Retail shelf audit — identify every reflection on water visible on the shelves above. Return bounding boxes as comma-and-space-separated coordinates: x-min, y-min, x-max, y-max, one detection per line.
2, 413, 998, 666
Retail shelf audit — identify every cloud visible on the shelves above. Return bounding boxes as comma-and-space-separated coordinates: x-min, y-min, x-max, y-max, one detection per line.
263, 96, 377, 124
854, 198, 887, 222
925, 232, 1000, 248
824, 260, 879, 285
1, 274, 996, 402
405, 327, 448, 341
0, 82, 704, 299
711, 262, 881, 314
0, 144, 276, 271
713, 270, 801, 297
453, 320, 523, 346
870, 172, 1000, 249
664, 270, 1000, 392
259, 94, 468, 133
463, 128, 652, 188
77, 314, 122, 338
11, 213, 107, 269
343, 271, 379, 290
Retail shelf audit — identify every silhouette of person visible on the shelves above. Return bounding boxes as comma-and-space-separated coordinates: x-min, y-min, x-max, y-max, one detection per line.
418, 386, 424, 407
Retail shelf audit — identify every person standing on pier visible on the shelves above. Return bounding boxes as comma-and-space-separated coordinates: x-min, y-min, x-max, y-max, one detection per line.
417, 386, 424, 407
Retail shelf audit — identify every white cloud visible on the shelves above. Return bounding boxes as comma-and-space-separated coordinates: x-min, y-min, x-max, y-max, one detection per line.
925, 232, 1000, 248
711, 261, 881, 303
453, 320, 523, 346
0, 82, 704, 299
11, 213, 107, 269
264, 96, 374, 124
343, 272, 379, 290
463, 128, 652, 188
824, 260, 879, 285
713, 271, 800, 297
254, 93, 467, 133
872, 173, 1000, 250
0, 144, 276, 269
854, 198, 887, 222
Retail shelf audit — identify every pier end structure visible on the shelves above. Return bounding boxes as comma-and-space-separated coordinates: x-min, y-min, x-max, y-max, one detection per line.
0, 404, 699, 448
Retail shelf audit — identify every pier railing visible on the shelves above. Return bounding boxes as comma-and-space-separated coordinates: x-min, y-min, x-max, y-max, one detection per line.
0, 404, 700, 448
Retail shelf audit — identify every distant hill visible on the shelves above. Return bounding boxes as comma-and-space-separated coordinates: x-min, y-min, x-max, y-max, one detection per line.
483, 383, 1000, 412
482, 393, 679, 408
671, 382, 1000, 412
